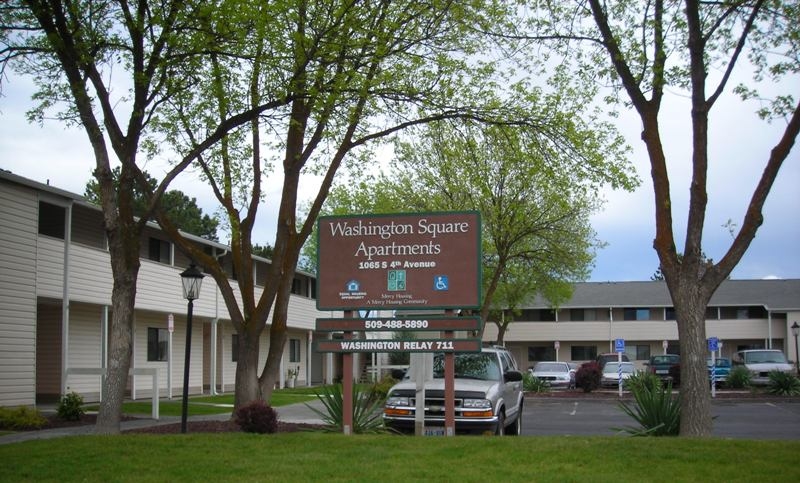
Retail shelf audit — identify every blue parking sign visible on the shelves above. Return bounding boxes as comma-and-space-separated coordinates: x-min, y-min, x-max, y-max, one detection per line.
615, 338, 625, 353
708, 337, 719, 352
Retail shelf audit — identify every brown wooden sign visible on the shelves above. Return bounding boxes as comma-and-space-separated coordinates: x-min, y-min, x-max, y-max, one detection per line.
315, 338, 482, 353
316, 212, 481, 310
315, 316, 482, 332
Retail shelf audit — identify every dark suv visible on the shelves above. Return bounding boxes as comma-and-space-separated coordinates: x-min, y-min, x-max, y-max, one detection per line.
382, 346, 524, 435
646, 354, 680, 382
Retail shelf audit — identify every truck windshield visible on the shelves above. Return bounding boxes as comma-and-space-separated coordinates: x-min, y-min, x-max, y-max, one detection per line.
744, 351, 788, 364
432, 353, 501, 381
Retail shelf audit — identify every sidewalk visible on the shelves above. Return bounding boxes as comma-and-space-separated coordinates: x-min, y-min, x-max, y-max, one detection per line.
0, 399, 326, 445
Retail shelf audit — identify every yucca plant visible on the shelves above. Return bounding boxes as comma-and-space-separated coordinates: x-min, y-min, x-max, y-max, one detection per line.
625, 370, 663, 394
307, 383, 387, 434
523, 373, 550, 393
616, 382, 680, 436
766, 370, 800, 396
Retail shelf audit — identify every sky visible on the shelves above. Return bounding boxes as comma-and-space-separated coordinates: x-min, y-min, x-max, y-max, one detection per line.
1, 74, 798, 283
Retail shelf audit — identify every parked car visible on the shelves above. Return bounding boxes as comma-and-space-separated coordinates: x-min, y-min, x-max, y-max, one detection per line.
596, 352, 630, 370
383, 346, 525, 435
529, 361, 575, 389
601, 361, 636, 387
645, 354, 681, 382
707, 357, 732, 383
733, 349, 794, 385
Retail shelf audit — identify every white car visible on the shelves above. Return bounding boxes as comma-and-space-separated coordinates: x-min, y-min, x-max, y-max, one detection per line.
601, 362, 636, 387
529, 361, 575, 388
733, 349, 794, 385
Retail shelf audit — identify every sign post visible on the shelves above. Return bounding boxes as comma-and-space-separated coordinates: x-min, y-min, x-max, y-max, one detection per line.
708, 337, 719, 398
615, 338, 625, 397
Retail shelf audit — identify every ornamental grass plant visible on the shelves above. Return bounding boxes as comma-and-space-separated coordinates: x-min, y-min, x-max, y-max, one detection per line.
617, 381, 681, 436
307, 383, 387, 434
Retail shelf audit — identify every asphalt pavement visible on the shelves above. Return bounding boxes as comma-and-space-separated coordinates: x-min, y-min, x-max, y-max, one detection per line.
2, 396, 798, 444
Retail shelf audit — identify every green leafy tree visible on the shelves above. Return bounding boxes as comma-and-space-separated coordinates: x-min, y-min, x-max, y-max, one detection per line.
1, 0, 285, 433
85, 168, 219, 241
311, 119, 637, 343
148, 1, 577, 409
519, 0, 800, 436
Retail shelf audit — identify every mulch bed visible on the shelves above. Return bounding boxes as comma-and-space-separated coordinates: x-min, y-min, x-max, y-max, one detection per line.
14, 414, 324, 434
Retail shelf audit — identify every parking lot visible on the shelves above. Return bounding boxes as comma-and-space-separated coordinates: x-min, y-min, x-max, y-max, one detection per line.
522, 397, 800, 440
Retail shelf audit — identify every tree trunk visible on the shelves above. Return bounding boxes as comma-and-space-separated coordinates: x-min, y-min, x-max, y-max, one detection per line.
670, 283, 713, 436
233, 329, 263, 410
259, 287, 291, 401
95, 241, 139, 434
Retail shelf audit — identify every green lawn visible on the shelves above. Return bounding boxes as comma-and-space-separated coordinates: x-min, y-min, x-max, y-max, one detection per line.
86, 387, 321, 417
1, 433, 798, 482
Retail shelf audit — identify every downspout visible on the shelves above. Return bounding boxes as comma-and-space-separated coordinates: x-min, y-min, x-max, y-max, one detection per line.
210, 318, 218, 395
307, 330, 313, 387
101, 306, 108, 401
608, 307, 613, 353
60, 201, 73, 396
211, 247, 227, 395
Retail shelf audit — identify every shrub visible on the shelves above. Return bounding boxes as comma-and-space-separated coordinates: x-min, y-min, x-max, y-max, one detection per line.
626, 370, 663, 394
575, 362, 601, 393
766, 370, 800, 396
234, 400, 278, 434
725, 366, 752, 389
523, 373, 551, 393
668, 363, 681, 387
57, 391, 85, 421
0, 406, 48, 430
307, 383, 386, 434
617, 382, 680, 436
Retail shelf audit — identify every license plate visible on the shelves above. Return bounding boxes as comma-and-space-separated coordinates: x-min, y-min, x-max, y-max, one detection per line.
656, 370, 668, 374
424, 427, 445, 436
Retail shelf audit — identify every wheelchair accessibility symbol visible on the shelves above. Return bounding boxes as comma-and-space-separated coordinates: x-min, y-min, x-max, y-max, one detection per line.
434, 275, 449, 291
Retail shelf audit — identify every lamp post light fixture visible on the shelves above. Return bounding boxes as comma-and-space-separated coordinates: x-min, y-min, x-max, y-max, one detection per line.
179, 262, 204, 433
791, 322, 799, 376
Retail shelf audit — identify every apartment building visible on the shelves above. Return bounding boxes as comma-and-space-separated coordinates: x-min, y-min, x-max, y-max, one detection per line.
485, 280, 800, 371
0, 169, 336, 408
2, 169, 798, 408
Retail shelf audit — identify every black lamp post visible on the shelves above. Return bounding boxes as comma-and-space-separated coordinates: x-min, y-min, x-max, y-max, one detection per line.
791, 322, 799, 376
180, 262, 204, 433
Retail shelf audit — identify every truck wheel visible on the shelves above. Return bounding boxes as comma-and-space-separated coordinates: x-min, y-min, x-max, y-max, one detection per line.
495, 411, 505, 436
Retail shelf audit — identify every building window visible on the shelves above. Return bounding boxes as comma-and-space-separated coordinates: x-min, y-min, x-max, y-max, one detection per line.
231, 334, 238, 362
147, 328, 168, 362
571, 345, 597, 361
38, 201, 66, 239
625, 344, 651, 361
665, 307, 676, 320
291, 277, 308, 296
289, 338, 301, 363
624, 308, 650, 321
518, 309, 556, 321
528, 345, 556, 363
148, 237, 170, 263
570, 309, 584, 321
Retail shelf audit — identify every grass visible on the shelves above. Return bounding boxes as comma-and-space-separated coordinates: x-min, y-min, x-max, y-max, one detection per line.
85, 387, 320, 417
1, 433, 798, 482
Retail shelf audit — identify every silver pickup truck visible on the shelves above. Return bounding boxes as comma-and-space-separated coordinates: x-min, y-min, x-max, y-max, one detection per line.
382, 346, 524, 435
